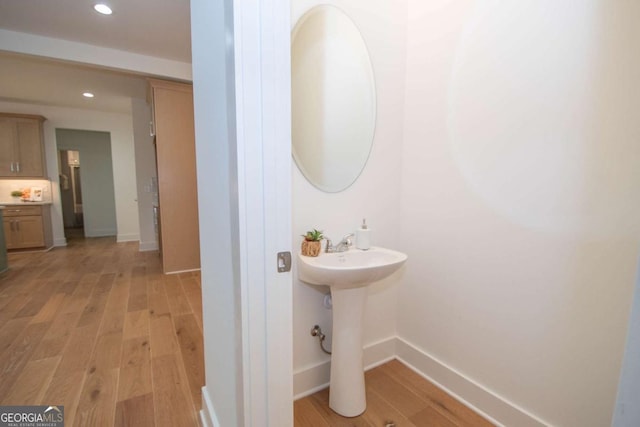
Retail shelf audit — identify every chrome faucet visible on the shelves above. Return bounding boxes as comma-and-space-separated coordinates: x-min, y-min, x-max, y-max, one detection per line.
326, 233, 355, 253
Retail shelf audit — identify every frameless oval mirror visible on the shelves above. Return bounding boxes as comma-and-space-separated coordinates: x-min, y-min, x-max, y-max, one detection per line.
291, 5, 376, 193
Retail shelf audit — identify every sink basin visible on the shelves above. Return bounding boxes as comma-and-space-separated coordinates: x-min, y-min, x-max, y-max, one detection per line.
297, 246, 407, 289
297, 246, 407, 417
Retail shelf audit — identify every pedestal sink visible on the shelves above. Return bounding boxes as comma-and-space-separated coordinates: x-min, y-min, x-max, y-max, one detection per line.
297, 247, 407, 417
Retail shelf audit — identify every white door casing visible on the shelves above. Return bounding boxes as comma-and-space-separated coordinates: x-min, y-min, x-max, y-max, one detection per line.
234, 0, 293, 425
192, 0, 293, 425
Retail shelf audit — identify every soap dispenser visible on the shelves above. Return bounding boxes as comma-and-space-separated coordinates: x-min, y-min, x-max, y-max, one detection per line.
356, 218, 371, 250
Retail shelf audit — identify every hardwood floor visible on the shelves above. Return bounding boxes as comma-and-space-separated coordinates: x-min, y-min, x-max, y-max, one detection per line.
2, 236, 493, 427
295, 359, 494, 427
0, 235, 203, 426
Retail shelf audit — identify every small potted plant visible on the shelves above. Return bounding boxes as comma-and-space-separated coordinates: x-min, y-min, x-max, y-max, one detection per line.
10, 190, 22, 201
301, 229, 324, 257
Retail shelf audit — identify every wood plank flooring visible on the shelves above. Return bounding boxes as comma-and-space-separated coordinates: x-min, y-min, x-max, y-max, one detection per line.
0, 235, 203, 427
295, 359, 495, 427
3, 235, 493, 427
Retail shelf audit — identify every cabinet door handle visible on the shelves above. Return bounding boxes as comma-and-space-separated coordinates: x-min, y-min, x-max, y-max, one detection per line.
16, 162, 20, 172
10, 162, 14, 172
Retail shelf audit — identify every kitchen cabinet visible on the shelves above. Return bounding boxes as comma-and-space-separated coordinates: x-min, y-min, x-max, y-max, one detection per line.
148, 79, 200, 273
2, 205, 52, 250
0, 113, 46, 178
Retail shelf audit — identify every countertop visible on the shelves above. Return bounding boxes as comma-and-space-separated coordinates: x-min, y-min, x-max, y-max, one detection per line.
0, 201, 53, 206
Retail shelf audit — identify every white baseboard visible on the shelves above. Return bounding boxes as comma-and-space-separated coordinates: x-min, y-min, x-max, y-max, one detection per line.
200, 386, 220, 427
116, 233, 139, 242
165, 267, 201, 275
293, 359, 331, 400
138, 241, 159, 251
53, 237, 67, 247
363, 336, 396, 368
84, 228, 116, 238
293, 336, 396, 400
293, 335, 548, 426
395, 337, 548, 427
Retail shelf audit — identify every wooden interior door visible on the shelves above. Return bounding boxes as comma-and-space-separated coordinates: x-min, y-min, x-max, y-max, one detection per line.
150, 80, 200, 273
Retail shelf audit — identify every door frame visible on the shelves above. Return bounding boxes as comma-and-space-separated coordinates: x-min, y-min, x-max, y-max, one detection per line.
234, 0, 293, 425
192, 0, 293, 425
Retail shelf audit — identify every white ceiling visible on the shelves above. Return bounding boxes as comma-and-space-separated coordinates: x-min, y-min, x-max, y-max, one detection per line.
0, 0, 192, 113
0, 53, 149, 113
0, 0, 191, 62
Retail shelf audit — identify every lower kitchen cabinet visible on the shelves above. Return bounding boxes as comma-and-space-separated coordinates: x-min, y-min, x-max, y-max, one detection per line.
2, 205, 52, 250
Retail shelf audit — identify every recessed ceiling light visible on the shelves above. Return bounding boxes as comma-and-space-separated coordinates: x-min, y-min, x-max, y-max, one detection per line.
83, 92, 95, 98
94, 4, 112, 15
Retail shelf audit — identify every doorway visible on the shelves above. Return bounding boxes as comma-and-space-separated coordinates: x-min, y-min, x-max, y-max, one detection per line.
55, 128, 117, 240
59, 149, 84, 238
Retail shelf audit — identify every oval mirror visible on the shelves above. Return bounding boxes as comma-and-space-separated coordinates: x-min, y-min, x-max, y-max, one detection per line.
291, 5, 376, 193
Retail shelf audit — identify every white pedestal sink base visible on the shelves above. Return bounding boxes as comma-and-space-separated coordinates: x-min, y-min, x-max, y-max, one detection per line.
296, 247, 408, 417
329, 286, 367, 417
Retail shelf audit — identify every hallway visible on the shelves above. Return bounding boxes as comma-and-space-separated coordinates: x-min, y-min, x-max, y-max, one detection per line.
0, 237, 203, 426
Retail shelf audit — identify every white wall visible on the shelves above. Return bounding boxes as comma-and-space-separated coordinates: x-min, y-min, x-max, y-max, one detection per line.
56, 129, 117, 237
0, 101, 140, 245
131, 98, 158, 251
398, 1, 640, 426
292, 0, 408, 396
191, 0, 244, 425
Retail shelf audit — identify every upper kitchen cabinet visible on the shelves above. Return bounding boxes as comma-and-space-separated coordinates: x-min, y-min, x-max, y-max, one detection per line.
0, 113, 46, 178
148, 79, 200, 274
